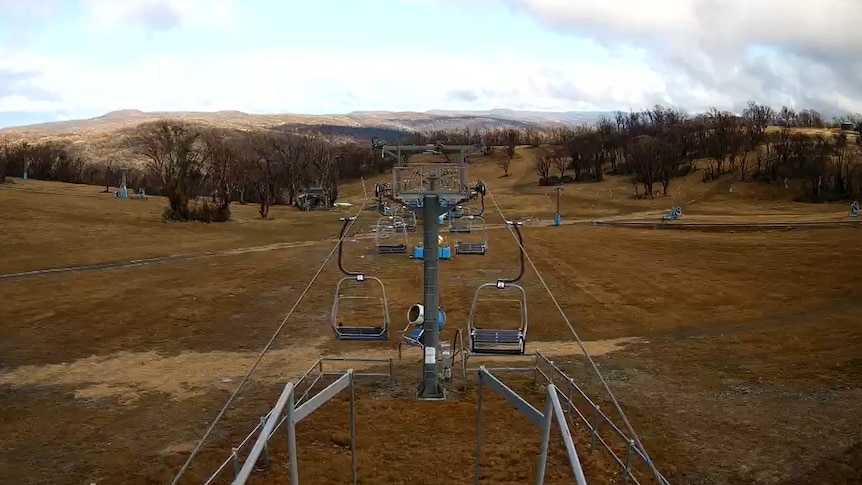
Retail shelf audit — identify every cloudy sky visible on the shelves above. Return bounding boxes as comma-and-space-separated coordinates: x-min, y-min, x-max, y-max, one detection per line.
1, 0, 861, 128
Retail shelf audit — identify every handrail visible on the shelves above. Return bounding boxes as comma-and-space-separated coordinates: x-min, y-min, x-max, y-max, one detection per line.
203, 358, 392, 485
475, 366, 588, 485
534, 351, 670, 485
230, 371, 356, 485
233, 382, 295, 484
539, 386, 588, 485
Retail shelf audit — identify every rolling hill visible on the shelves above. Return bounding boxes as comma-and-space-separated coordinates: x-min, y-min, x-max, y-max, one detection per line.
0, 108, 613, 137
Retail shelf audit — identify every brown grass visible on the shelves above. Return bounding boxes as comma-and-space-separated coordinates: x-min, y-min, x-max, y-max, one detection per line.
1, 155, 861, 485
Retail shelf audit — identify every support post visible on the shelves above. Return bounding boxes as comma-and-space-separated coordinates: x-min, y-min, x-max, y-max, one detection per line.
256, 416, 269, 471
536, 388, 555, 485
624, 439, 635, 483
349, 371, 357, 485
231, 447, 240, 479
286, 389, 299, 485
590, 405, 601, 452
473, 370, 484, 485
417, 190, 444, 399
553, 186, 563, 226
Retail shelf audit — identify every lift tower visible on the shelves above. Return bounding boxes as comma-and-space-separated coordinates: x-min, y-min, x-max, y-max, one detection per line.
373, 139, 482, 399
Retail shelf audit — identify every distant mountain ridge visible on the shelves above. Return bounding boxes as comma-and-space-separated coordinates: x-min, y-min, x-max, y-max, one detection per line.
0, 108, 615, 135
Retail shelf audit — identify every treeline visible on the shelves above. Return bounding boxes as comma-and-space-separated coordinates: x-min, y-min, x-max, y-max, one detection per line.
4, 102, 862, 216
408, 102, 862, 201
0, 138, 104, 186
1, 120, 392, 222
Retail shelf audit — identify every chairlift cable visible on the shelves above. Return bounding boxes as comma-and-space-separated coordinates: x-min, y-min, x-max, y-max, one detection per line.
169, 180, 372, 485
485, 188, 663, 484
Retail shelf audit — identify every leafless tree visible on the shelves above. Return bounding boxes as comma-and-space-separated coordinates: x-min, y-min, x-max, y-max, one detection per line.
307, 137, 339, 203
705, 108, 740, 178
132, 120, 209, 219
552, 150, 568, 178
203, 128, 242, 213
534, 149, 552, 182
630, 135, 662, 197
832, 133, 856, 195
500, 128, 517, 177
249, 133, 283, 218
268, 133, 309, 206
0, 137, 8, 184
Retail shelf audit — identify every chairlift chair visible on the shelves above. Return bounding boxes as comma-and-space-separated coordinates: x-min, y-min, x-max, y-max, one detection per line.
448, 210, 472, 233
375, 216, 408, 254
466, 221, 528, 355
404, 210, 417, 232
454, 216, 488, 255
331, 217, 390, 341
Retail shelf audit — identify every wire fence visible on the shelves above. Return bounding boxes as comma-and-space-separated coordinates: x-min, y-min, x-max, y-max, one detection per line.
202, 357, 394, 485
534, 352, 670, 485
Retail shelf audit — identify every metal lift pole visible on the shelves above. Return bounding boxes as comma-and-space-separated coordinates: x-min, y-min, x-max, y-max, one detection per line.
553, 186, 563, 226
418, 173, 444, 399
374, 139, 478, 400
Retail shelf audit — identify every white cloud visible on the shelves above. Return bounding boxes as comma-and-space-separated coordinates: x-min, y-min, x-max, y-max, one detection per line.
0, 94, 63, 112
5, 0, 862, 125
82, 0, 238, 31
417, 0, 862, 115
0, 45, 669, 118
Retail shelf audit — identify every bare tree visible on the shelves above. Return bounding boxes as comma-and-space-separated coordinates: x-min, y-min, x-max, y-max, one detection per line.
729, 129, 748, 181
307, 138, 339, 203
565, 138, 584, 180
231, 141, 256, 204
255, 156, 280, 218
132, 120, 209, 220
832, 133, 856, 195
269, 133, 309, 206
705, 108, 739, 178
202, 128, 241, 213
501, 128, 517, 177
552, 151, 568, 178
0, 137, 8, 184
534, 149, 552, 182
250, 133, 282, 218
630, 135, 662, 197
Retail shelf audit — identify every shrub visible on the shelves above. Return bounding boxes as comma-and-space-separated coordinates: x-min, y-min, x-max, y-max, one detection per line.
162, 200, 231, 223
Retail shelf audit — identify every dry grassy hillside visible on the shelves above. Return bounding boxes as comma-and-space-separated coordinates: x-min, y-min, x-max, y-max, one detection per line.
1, 171, 860, 485
0, 109, 553, 169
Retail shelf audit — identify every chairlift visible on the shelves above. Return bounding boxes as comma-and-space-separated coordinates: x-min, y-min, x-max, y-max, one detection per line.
378, 203, 399, 217
375, 216, 408, 254
466, 221, 528, 355
448, 210, 472, 233
404, 210, 417, 232
454, 216, 488, 255
331, 217, 390, 341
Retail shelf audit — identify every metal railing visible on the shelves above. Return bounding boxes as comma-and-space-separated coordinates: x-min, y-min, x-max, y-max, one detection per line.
200, 350, 667, 485
202, 357, 394, 485
474, 366, 587, 485
393, 164, 469, 198
534, 352, 670, 485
